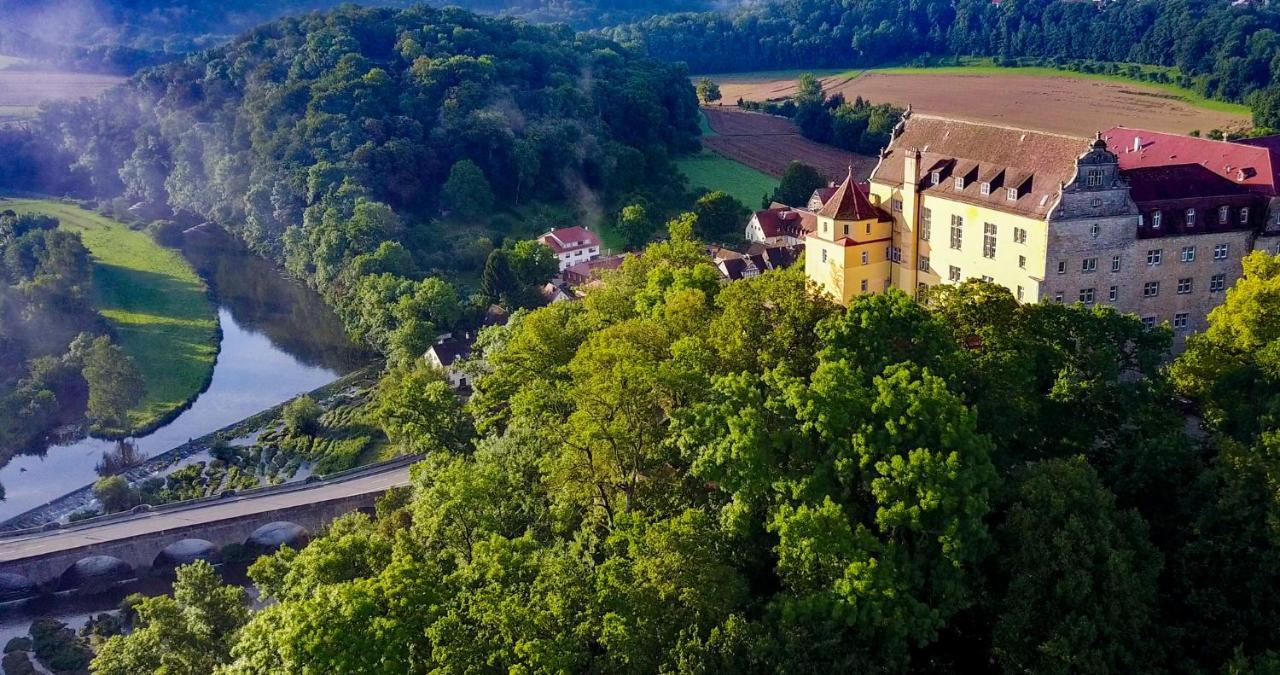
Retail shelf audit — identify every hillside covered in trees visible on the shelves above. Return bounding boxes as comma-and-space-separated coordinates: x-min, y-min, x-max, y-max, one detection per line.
88, 217, 1280, 673
608, 0, 1280, 117
1, 4, 701, 361
0, 0, 722, 70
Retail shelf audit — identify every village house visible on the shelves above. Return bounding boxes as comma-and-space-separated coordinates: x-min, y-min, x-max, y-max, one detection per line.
423, 305, 509, 390
715, 242, 804, 280
805, 110, 1280, 345
539, 226, 602, 271
562, 253, 626, 286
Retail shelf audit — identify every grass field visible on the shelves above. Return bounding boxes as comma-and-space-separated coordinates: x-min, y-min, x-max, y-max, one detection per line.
0, 199, 219, 433
677, 151, 778, 208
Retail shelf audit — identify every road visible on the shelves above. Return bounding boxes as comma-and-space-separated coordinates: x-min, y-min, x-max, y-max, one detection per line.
0, 463, 412, 562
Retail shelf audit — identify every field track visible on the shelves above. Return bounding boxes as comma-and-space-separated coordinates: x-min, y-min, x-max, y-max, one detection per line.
700, 107, 878, 182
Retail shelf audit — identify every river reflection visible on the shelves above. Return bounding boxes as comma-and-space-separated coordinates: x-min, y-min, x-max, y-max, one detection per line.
0, 230, 369, 521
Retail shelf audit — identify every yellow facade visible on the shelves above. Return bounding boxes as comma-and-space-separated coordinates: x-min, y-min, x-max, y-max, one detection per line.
805, 212, 895, 305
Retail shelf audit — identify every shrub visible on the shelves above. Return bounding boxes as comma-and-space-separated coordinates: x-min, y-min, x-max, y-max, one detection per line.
282, 396, 322, 436
4, 637, 32, 653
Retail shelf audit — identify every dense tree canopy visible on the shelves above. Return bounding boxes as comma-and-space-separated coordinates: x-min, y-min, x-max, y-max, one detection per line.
91, 230, 1280, 674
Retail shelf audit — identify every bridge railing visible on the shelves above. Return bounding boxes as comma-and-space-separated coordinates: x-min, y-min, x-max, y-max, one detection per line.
0, 454, 422, 541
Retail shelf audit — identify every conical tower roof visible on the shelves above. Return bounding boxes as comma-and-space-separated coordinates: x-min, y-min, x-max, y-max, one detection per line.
817, 166, 881, 220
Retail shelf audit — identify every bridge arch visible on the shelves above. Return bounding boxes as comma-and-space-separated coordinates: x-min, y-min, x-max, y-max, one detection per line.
0, 572, 37, 601
153, 538, 220, 570
246, 521, 309, 552
59, 555, 133, 592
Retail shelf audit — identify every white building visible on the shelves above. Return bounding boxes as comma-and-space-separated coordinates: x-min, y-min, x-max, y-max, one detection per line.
539, 226, 603, 271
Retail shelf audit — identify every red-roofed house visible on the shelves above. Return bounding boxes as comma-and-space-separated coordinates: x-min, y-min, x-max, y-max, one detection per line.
539, 226, 602, 271
745, 204, 817, 245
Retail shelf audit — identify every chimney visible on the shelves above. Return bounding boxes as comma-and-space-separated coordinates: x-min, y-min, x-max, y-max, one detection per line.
1132, 137, 1142, 152
904, 147, 921, 187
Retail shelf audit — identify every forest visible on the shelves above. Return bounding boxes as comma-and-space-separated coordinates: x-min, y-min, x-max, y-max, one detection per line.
0, 4, 702, 367
83, 216, 1280, 674
0, 0, 721, 72
608, 0, 1280, 121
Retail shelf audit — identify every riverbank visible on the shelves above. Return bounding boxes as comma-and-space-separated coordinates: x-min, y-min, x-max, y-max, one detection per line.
0, 198, 219, 437
0, 366, 381, 531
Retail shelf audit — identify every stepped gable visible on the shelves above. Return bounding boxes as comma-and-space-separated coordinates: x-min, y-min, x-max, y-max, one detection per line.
875, 114, 1086, 218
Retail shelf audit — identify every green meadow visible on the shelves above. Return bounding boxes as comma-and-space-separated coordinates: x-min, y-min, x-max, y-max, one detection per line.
676, 152, 778, 209
1, 199, 219, 433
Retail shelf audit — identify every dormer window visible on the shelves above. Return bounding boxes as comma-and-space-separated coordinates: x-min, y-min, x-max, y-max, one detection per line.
1185, 208, 1196, 227
931, 170, 941, 185
954, 176, 965, 190
1006, 187, 1017, 201
1219, 205, 1229, 224
980, 182, 990, 196
1241, 207, 1250, 224
1152, 211, 1162, 229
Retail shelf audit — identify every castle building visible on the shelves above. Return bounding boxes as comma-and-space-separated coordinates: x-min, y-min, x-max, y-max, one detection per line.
806, 111, 1280, 343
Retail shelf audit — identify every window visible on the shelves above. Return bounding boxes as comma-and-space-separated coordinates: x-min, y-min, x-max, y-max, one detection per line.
1138, 213, 1145, 228
1152, 211, 1163, 229
1186, 208, 1196, 227
1241, 207, 1250, 223
843, 224, 849, 237
1057, 261, 1067, 274
954, 176, 965, 189
983, 222, 997, 258
1006, 187, 1018, 201
892, 199, 902, 212
1177, 278, 1193, 294
1018, 255, 1026, 270
1108, 285, 1118, 302
1181, 246, 1195, 263
917, 282, 929, 299
1147, 249, 1162, 266
1013, 227, 1027, 244
921, 208, 931, 241
1210, 273, 1226, 293
822, 249, 828, 263
981, 275, 994, 282
1082, 257, 1097, 273
1219, 205, 1229, 224
1174, 312, 1189, 330
980, 182, 991, 196
889, 246, 902, 263
950, 215, 963, 250
822, 221, 828, 234
1214, 243, 1229, 260
918, 255, 930, 272
860, 279, 868, 292
1111, 255, 1121, 272
949, 265, 961, 282
861, 250, 869, 265
1091, 223, 1100, 238
1141, 316, 1157, 328
1143, 281, 1160, 298
1087, 169, 1102, 187
866, 223, 872, 235
1017, 285, 1024, 301
1054, 292, 1064, 303
1079, 288, 1096, 304
931, 170, 941, 185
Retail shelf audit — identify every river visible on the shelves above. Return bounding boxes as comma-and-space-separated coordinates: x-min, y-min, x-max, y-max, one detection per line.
0, 230, 369, 522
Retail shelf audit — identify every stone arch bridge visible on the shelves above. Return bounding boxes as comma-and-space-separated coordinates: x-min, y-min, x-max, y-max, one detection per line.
0, 456, 416, 596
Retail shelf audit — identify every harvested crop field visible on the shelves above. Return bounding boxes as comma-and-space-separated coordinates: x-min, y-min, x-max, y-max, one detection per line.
712, 70, 1250, 137
700, 106, 878, 182
0, 70, 125, 121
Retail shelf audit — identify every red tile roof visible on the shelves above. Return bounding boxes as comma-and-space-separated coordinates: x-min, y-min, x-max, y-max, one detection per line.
752, 206, 817, 239
539, 226, 601, 254
563, 254, 625, 285
817, 169, 893, 221
1103, 127, 1278, 197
